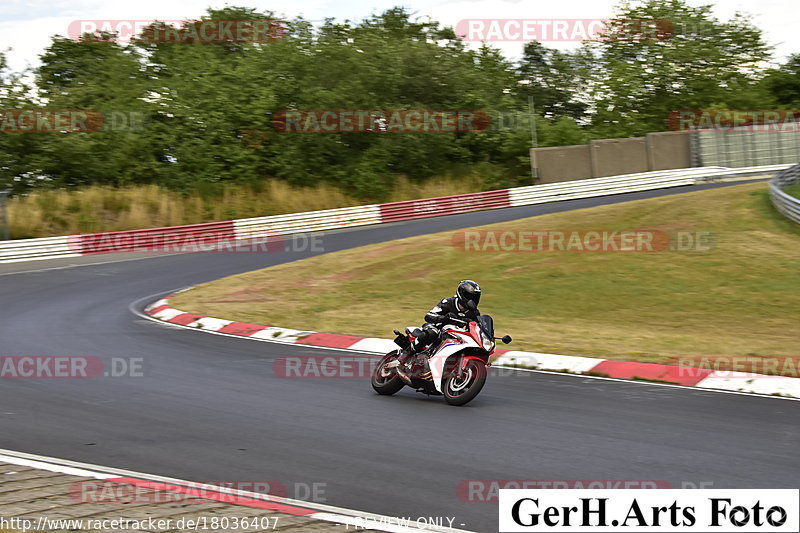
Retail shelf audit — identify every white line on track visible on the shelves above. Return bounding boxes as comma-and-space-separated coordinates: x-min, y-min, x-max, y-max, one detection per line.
0, 253, 177, 277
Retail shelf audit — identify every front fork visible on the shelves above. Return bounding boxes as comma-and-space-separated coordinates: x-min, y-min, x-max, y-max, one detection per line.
455, 354, 489, 379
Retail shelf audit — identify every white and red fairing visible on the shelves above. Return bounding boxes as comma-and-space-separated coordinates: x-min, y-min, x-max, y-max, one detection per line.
425, 321, 494, 393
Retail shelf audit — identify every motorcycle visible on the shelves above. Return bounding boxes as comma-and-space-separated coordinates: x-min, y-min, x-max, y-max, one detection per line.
371, 305, 512, 406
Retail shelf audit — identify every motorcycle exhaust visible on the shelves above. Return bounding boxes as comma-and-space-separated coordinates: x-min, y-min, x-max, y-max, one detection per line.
396, 368, 413, 385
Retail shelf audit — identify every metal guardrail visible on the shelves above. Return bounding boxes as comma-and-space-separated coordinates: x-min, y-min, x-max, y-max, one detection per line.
509, 168, 713, 207
692, 163, 792, 182
769, 163, 800, 224
234, 205, 381, 239
0, 164, 792, 263
0, 236, 80, 263
379, 190, 510, 222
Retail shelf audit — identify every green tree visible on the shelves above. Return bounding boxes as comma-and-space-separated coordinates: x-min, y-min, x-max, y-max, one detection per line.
0, 52, 43, 193
0, 2, 784, 203
517, 42, 591, 120
762, 54, 800, 108
33, 35, 155, 188
133, 7, 281, 191
585, 0, 772, 137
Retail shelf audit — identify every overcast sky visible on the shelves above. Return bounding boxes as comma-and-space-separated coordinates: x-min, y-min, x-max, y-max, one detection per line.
0, 0, 797, 74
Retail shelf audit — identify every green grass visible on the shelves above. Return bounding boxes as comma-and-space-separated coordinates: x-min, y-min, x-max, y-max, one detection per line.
171, 182, 800, 364
784, 183, 800, 200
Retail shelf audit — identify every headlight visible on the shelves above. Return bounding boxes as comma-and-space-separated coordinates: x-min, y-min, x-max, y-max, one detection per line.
481, 332, 495, 351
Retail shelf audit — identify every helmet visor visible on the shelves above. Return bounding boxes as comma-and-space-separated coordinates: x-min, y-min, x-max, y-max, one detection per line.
457, 282, 481, 307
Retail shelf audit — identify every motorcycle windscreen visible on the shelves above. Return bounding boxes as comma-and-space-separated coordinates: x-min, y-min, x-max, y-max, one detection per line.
477, 314, 494, 337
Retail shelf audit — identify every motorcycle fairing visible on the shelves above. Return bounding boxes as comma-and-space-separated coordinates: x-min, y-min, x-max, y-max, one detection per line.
426, 326, 481, 393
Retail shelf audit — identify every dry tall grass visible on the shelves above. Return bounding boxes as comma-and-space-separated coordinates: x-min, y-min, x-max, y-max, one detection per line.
386, 175, 484, 202
8, 176, 485, 238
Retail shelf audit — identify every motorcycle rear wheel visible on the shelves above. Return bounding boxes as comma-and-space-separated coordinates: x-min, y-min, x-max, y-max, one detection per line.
371, 351, 406, 395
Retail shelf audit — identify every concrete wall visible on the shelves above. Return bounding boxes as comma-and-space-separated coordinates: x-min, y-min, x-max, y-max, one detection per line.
531, 144, 592, 183
590, 137, 649, 177
646, 131, 692, 170
532, 131, 692, 183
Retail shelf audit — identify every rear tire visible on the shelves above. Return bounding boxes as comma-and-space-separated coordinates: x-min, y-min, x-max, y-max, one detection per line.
443, 358, 487, 406
371, 351, 405, 396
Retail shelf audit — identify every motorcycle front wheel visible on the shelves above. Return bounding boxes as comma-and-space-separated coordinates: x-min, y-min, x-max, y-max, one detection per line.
442, 358, 487, 406
371, 350, 406, 395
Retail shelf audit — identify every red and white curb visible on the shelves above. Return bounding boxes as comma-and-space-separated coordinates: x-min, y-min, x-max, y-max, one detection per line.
143, 294, 800, 400
0, 448, 475, 533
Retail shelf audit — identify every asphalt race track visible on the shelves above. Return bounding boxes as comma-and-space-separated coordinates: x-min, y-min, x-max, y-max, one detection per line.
1, 181, 798, 533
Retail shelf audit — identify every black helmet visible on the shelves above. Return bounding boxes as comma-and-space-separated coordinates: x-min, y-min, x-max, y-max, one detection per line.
456, 280, 481, 309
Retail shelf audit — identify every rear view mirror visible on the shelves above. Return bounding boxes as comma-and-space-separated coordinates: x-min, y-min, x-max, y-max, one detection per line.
501, 335, 512, 344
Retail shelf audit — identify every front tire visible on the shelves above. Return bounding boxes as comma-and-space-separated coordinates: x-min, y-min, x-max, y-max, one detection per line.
371, 351, 405, 395
443, 358, 487, 406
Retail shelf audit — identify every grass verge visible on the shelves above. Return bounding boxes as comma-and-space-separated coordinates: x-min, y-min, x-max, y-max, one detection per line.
784, 183, 800, 200
170, 182, 800, 364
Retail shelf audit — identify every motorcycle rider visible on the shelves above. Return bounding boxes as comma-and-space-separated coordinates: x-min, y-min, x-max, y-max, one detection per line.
395, 280, 482, 381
